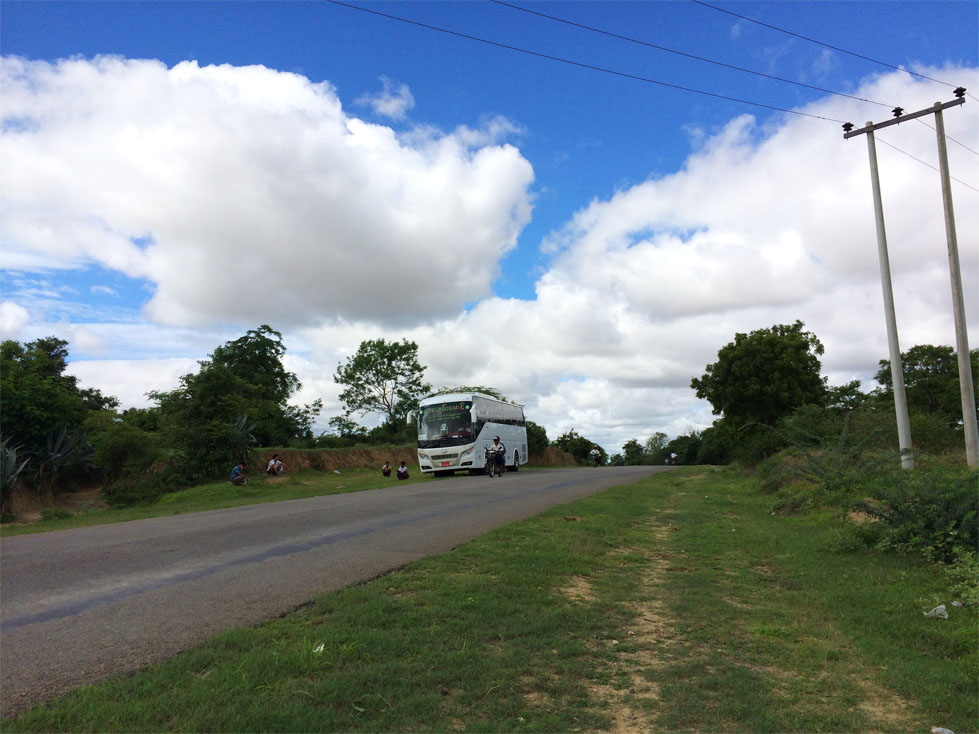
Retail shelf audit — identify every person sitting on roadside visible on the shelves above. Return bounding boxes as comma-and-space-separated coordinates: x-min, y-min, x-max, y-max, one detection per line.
381, 461, 392, 477
266, 454, 285, 476
397, 461, 410, 480
230, 462, 247, 486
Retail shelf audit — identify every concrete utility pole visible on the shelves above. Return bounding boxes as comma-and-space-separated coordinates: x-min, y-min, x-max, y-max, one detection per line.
844, 89, 978, 468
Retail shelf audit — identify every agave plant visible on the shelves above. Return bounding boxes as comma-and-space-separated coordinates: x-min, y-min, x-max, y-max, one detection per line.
231, 415, 257, 464
1, 437, 31, 509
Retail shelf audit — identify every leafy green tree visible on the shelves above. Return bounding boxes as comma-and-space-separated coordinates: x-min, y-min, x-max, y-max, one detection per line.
645, 432, 667, 455
875, 345, 979, 427
622, 438, 645, 465
90, 421, 159, 482
695, 424, 731, 465
665, 432, 702, 465
0, 337, 86, 454
151, 327, 319, 481
211, 326, 298, 404
121, 407, 161, 433
328, 416, 364, 438
525, 420, 549, 456
825, 380, 867, 412
691, 320, 826, 427
552, 429, 599, 464
335, 339, 429, 426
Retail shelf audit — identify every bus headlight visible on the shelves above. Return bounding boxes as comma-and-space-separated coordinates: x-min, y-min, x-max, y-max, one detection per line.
419, 453, 430, 461
460, 446, 474, 457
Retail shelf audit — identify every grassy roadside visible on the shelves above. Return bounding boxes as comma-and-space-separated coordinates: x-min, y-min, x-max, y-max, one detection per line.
5, 466, 975, 732
0, 468, 437, 537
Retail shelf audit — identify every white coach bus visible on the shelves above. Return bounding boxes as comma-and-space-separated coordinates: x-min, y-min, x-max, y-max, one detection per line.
410, 392, 528, 476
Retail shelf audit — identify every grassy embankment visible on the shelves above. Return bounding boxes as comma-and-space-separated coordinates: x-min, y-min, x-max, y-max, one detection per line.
0, 467, 425, 537
0, 445, 577, 537
5, 466, 974, 732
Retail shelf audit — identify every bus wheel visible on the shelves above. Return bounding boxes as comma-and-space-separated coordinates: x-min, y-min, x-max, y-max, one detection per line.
511, 452, 519, 472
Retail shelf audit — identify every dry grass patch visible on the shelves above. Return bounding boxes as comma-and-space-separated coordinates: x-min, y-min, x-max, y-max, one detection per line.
578, 522, 682, 733
561, 575, 598, 604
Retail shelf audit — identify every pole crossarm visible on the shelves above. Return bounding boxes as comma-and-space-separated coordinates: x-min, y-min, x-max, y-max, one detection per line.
843, 97, 964, 138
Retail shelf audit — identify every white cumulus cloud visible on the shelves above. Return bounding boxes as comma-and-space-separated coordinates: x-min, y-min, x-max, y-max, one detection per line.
1, 56, 534, 328
355, 76, 415, 120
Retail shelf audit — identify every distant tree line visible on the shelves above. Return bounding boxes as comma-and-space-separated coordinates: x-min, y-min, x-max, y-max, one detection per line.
3, 319, 975, 515
613, 322, 977, 468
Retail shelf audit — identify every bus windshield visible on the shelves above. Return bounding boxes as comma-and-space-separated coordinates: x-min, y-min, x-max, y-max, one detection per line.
417, 400, 474, 448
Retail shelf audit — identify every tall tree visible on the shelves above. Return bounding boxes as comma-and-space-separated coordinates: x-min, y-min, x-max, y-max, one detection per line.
875, 345, 979, 427
622, 438, 645, 465
691, 320, 826, 427
552, 429, 600, 464
210, 326, 298, 404
151, 326, 320, 479
525, 420, 549, 456
334, 339, 429, 425
0, 337, 86, 454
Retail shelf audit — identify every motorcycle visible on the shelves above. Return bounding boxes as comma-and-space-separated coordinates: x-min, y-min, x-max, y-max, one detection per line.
485, 446, 505, 477
590, 452, 602, 467
485, 447, 498, 477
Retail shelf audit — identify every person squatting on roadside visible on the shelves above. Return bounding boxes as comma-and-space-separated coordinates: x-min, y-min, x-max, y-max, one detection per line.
381, 461, 392, 477
266, 454, 285, 476
397, 461, 410, 480
230, 462, 247, 485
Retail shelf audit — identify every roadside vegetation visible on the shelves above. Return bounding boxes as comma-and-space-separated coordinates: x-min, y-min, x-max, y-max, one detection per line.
4, 467, 974, 732
1, 329, 559, 520
0, 467, 425, 538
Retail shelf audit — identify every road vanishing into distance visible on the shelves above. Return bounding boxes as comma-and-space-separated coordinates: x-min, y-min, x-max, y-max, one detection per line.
0, 466, 670, 715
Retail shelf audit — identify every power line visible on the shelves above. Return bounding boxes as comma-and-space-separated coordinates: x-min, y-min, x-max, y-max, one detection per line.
326, 0, 974, 185
875, 136, 979, 192
491, 0, 891, 109
324, 0, 847, 123
913, 118, 979, 156
690, 0, 979, 103
491, 0, 978, 157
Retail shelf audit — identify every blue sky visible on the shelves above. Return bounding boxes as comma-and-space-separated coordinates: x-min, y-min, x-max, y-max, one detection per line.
1, 1, 977, 452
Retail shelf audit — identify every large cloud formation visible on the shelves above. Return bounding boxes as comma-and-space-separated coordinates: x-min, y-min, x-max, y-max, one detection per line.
1, 56, 534, 327
3, 56, 977, 452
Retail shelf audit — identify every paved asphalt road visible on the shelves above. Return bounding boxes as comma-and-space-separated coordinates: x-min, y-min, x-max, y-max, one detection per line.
0, 466, 669, 715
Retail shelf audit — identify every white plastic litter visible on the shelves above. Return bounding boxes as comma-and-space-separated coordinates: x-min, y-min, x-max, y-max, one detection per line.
923, 604, 948, 619
931, 727, 955, 734
312, 643, 325, 654
333, 470, 341, 474
951, 600, 964, 607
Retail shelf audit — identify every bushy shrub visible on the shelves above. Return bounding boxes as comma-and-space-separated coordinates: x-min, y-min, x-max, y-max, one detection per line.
729, 423, 787, 466
41, 508, 73, 521
943, 549, 979, 610
853, 467, 978, 563
92, 422, 159, 481
101, 464, 184, 507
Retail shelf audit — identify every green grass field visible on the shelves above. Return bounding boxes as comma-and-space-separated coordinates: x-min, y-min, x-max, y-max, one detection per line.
4, 466, 975, 732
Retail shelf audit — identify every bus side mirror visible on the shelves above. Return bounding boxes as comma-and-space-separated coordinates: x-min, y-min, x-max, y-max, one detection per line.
406, 410, 416, 425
